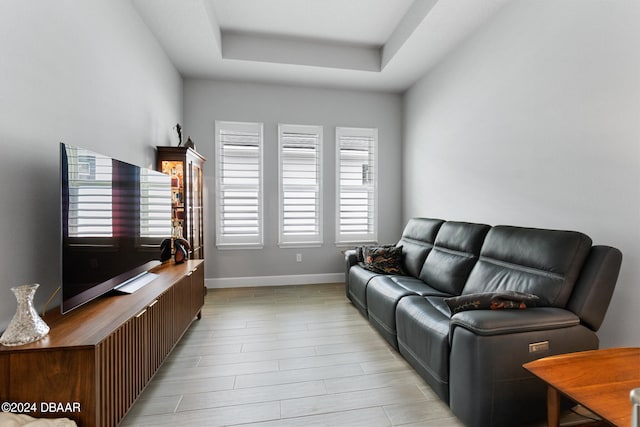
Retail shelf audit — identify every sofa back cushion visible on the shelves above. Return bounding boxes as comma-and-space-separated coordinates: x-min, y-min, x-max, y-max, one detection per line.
397, 218, 445, 277
463, 226, 592, 307
419, 221, 491, 295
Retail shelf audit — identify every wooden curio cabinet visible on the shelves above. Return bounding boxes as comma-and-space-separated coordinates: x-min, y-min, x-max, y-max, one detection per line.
157, 147, 206, 259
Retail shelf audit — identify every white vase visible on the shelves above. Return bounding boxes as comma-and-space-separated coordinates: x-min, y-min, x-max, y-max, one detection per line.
0, 283, 50, 346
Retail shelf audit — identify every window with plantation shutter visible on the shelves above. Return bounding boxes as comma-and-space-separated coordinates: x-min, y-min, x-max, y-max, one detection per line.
215, 121, 264, 248
278, 124, 322, 247
336, 127, 378, 245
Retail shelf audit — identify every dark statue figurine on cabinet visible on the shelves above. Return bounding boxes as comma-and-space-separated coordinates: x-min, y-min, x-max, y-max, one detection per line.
160, 238, 172, 262
174, 123, 182, 146
160, 237, 190, 263
174, 238, 190, 263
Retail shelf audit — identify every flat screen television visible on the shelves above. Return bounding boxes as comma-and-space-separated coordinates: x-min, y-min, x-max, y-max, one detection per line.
60, 143, 172, 313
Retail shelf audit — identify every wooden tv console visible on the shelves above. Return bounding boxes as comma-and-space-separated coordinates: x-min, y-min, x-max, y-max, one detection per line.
0, 260, 205, 427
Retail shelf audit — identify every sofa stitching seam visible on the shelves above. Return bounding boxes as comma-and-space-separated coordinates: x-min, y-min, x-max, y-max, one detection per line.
399, 236, 435, 247
478, 256, 565, 280
431, 246, 476, 259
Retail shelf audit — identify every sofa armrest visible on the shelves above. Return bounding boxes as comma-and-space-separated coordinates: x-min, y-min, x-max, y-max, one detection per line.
450, 307, 580, 337
344, 249, 358, 287
567, 245, 622, 331
344, 249, 358, 268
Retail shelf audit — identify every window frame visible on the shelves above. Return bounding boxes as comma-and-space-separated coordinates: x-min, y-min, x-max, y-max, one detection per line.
335, 126, 378, 246
278, 123, 323, 248
214, 120, 264, 249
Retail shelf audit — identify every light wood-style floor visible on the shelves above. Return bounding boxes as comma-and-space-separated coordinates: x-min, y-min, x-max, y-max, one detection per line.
121, 283, 595, 426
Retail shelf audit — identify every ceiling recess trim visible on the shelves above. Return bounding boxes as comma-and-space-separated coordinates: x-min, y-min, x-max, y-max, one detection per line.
221, 31, 381, 72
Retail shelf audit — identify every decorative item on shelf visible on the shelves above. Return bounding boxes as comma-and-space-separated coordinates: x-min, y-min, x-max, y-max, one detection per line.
174, 238, 190, 264
184, 136, 196, 151
173, 223, 183, 239
0, 283, 50, 346
174, 123, 183, 147
170, 167, 179, 187
160, 238, 172, 263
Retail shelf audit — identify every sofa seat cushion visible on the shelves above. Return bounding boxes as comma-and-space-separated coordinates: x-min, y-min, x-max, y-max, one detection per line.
396, 295, 453, 402
347, 265, 383, 316
389, 276, 452, 297
366, 276, 414, 348
423, 296, 453, 318
463, 226, 592, 307
365, 275, 450, 349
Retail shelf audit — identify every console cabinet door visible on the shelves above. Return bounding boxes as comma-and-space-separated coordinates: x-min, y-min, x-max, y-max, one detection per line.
98, 307, 147, 426
147, 289, 174, 373
174, 275, 193, 340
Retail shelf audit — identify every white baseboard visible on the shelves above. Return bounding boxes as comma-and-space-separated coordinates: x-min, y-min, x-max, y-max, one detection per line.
205, 273, 345, 289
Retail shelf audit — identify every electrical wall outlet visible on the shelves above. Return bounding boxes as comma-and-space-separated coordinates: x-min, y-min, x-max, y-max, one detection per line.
296, 254, 302, 262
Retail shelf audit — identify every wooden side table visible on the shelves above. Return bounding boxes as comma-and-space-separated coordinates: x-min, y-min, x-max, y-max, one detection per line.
524, 347, 640, 427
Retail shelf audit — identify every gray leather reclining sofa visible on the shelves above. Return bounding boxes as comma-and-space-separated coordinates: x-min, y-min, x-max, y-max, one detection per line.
344, 218, 622, 427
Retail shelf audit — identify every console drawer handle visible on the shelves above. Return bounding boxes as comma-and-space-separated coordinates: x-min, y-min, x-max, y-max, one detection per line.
148, 299, 158, 308
135, 309, 147, 318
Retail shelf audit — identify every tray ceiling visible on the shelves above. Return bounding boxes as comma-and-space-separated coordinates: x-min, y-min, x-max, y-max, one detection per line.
133, 0, 511, 92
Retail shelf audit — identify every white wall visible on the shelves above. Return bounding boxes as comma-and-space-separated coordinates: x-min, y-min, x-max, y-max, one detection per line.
0, 0, 182, 331
183, 80, 403, 284
403, 0, 640, 347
